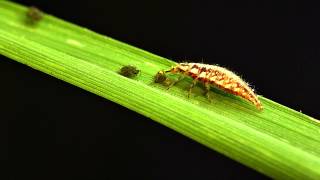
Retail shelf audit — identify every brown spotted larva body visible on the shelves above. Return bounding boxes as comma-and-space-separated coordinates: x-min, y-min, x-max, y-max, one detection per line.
159, 63, 263, 110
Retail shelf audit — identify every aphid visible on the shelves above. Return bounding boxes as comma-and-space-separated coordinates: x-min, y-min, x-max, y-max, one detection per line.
154, 71, 167, 83
159, 63, 263, 110
26, 6, 43, 24
119, 65, 140, 78
154, 71, 172, 86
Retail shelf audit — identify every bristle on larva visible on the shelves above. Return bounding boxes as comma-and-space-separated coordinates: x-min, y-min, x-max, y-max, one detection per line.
162, 62, 263, 110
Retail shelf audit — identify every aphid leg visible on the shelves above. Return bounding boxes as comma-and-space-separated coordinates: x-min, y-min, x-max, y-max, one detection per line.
167, 76, 184, 90
204, 82, 212, 102
188, 79, 198, 98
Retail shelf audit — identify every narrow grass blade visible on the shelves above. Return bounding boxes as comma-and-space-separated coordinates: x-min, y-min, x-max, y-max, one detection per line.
1, 1, 320, 179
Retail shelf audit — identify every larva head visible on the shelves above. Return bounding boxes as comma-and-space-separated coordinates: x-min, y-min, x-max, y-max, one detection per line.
166, 63, 190, 73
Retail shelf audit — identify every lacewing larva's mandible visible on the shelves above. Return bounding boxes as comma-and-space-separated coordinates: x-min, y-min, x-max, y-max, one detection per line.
156, 63, 263, 110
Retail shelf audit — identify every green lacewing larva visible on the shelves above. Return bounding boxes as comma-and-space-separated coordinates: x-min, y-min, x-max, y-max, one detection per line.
157, 63, 263, 110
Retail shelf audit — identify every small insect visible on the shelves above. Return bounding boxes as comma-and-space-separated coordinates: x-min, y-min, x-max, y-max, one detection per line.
154, 71, 167, 83
119, 65, 140, 78
26, 6, 43, 24
159, 63, 263, 110
154, 71, 172, 86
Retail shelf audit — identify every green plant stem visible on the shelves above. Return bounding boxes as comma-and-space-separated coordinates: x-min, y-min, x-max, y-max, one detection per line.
1, 1, 320, 179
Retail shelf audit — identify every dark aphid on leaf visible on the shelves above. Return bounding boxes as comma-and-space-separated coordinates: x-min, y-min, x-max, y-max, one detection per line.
154, 71, 167, 83
119, 65, 140, 78
154, 71, 172, 86
159, 62, 263, 110
26, 6, 43, 24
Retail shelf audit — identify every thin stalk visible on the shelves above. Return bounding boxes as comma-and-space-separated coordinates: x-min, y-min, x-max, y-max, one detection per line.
0, 1, 320, 179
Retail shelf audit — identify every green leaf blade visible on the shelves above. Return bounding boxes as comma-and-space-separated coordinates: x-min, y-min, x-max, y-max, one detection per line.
1, 1, 320, 179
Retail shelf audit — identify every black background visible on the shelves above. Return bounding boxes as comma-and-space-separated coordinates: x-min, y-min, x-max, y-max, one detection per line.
2, 0, 320, 179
